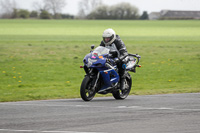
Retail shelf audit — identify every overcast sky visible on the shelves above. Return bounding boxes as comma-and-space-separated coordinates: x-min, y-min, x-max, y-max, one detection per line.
16, 0, 200, 15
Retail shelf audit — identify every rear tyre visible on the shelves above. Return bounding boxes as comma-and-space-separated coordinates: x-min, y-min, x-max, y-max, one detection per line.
80, 75, 96, 101
112, 73, 132, 100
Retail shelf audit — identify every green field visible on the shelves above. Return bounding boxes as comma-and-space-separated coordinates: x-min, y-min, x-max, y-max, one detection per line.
0, 19, 200, 102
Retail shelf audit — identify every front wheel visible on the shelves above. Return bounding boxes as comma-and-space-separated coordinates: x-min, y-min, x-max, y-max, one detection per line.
112, 73, 132, 100
80, 75, 96, 101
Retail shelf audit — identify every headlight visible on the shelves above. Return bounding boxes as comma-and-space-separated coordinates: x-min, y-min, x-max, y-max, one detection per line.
87, 58, 98, 67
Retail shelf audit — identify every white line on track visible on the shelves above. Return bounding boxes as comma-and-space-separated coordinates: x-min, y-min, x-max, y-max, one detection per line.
117, 106, 173, 110
1, 102, 200, 111
0, 129, 106, 133
0, 129, 34, 132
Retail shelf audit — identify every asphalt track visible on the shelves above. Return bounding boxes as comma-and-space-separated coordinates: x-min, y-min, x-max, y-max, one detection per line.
0, 93, 200, 133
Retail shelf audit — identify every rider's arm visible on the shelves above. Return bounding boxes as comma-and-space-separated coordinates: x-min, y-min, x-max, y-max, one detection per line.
114, 36, 128, 60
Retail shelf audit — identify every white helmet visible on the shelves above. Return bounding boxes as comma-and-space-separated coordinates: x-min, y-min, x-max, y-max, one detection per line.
102, 28, 116, 46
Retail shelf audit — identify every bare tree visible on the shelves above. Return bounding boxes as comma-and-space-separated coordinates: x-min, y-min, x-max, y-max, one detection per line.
0, 0, 17, 18
32, 1, 49, 12
43, 0, 67, 15
78, 0, 103, 19
32, 0, 66, 18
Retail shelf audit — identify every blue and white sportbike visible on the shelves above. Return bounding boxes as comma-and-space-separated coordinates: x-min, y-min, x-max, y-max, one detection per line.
80, 45, 141, 101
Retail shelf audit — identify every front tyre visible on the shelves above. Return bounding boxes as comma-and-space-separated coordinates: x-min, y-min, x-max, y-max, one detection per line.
112, 73, 132, 100
80, 75, 96, 101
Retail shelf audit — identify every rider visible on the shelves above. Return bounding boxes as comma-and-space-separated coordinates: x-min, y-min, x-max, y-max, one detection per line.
100, 28, 128, 90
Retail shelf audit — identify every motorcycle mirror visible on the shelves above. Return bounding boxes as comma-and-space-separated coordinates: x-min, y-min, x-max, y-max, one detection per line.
91, 45, 95, 49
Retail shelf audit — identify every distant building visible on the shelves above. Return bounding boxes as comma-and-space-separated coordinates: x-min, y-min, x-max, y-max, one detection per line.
149, 10, 200, 20
149, 12, 161, 20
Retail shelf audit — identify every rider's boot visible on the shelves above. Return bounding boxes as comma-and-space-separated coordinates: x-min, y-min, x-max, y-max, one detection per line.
118, 62, 126, 91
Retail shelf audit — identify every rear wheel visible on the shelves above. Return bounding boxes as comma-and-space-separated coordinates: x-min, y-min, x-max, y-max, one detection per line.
112, 73, 132, 100
80, 75, 96, 101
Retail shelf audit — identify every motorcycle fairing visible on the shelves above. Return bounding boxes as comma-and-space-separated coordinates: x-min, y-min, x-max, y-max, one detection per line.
99, 69, 119, 91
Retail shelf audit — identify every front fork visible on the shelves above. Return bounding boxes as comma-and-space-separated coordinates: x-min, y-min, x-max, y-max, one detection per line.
85, 68, 100, 92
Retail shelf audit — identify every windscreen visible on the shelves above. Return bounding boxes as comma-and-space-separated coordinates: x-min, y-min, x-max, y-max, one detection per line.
92, 46, 110, 56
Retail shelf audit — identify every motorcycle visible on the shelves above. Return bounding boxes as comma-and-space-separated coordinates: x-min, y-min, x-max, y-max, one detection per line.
80, 45, 141, 101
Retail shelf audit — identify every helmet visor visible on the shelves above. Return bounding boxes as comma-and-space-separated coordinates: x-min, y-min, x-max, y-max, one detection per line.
103, 37, 111, 43
103, 34, 114, 43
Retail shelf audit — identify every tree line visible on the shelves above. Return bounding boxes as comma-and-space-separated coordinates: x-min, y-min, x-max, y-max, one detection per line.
4, 8, 74, 19
0, 0, 73, 19
0, 0, 148, 20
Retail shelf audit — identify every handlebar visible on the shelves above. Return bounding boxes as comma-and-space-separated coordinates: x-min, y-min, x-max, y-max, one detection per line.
128, 53, 141, 59
128, 53, 141, 64
108, 53, 141, 66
